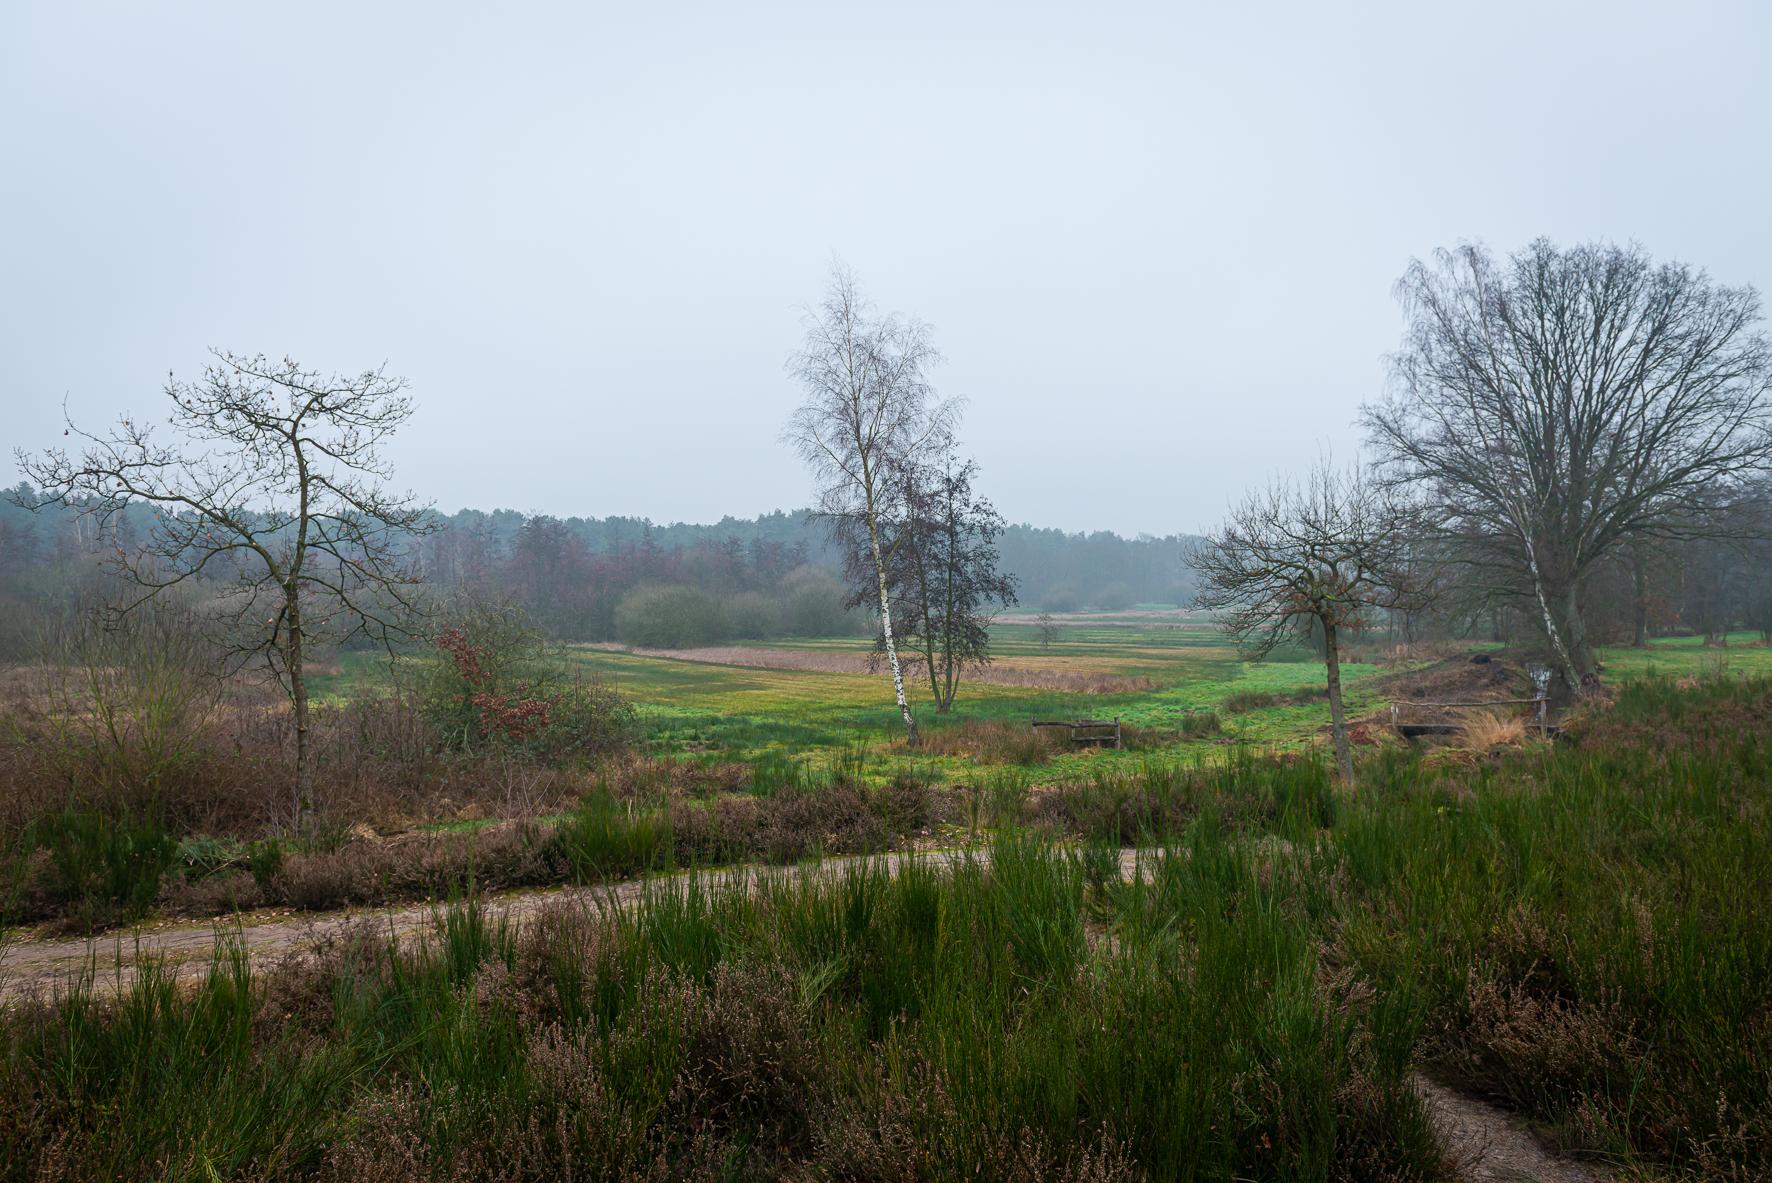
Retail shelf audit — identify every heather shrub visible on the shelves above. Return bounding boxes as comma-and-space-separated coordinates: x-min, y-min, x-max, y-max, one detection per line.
522, 680, 637, 762
920, 718, 1067, 765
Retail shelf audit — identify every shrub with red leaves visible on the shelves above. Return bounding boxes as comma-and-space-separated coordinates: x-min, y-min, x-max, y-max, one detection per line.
437, 626, 559, 743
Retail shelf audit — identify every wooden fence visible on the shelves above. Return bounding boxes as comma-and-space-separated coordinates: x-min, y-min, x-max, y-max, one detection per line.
1031, 717, 1123, 749
1389, 695, 1552, 739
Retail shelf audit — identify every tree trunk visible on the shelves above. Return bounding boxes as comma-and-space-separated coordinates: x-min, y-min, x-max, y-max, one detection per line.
914, 563, 944, 713
867, 519, 918, 746
1521, 531, 1584, 696
1561, 581, 1598, 686
1322, 617, 1355, 786
924, 636, 945, 712
1631, 546, 1649, 648
285, 586, 315, 832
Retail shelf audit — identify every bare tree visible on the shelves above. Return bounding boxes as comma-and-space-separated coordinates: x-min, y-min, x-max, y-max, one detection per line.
1036, 612, 1059, 651
785, 266, 955, 745
1365, 240, 1772, 694
16, 352, 433, 825
1193, 461, 1417, 784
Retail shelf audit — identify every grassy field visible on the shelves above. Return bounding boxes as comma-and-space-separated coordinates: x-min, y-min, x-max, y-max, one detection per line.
309, 613, 1392, 788
3, 677, 1768, 1180
1593, 629, 1772, 679
309, 616, 1772, 789
554, 614, 1392, 772
535, 621, 1772, 761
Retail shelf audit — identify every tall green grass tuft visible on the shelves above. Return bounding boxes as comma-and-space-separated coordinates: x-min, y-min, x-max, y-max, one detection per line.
551, 785, 674, 881
18, 809, 177, 930
1334, 680, 1772, 1173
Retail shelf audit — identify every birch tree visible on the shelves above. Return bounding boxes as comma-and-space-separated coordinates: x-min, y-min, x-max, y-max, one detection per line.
1365, 240, 1772, 695
785, 267, 954, 745
16, 351, 432, 826
1193, 461, 1417, 784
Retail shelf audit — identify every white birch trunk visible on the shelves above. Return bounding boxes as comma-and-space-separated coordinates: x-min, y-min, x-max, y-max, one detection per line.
869, 521, 919, 745
1519, 525, 1581, 693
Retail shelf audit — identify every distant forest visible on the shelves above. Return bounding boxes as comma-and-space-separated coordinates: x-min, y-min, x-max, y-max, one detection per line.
423, 507, 1199, 613
0, 488, 1200, 654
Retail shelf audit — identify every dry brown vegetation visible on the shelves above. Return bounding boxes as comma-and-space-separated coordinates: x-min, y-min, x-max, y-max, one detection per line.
1457, 708, 1527, 749
916, 718, 1071, 764
589, 642, 1158, 694
0, 683, 591, 838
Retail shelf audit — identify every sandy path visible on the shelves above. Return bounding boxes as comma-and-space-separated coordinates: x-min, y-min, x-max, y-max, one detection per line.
0, 848, 1039, 1002
1417, 1076, 1612, 1181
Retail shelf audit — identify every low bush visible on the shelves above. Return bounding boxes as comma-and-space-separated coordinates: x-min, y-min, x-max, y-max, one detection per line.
723, 590, 783, 640
427, 604, 638, 762
613, 584, 731, 649
1177, 708, 1222, 738
780, 565, 869, 637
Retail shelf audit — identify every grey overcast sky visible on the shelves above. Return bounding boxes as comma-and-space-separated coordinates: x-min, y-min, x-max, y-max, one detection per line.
3, 1, 1768, 536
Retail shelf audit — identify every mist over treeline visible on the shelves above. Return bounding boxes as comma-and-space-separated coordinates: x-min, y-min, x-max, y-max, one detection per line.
422, 507, 1201, 633
0, 487, 1201, 656
9, 473, 1772, 666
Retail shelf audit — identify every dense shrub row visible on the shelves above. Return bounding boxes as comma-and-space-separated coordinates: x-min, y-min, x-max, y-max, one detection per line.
612, 569, 869, 649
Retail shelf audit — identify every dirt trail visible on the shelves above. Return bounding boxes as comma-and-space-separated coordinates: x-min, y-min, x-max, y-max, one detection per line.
0, 850, 1610, 1182
1416, 1076, 1612, 1182
0, 848, 1030, 1002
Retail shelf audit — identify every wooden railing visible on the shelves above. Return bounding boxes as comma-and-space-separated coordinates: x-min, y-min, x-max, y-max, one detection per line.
1031, 717, 1123, 749
1390, 695, 1551, 739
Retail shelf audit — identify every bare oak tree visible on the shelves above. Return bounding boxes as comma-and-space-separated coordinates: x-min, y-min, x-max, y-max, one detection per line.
785, 267, 955, 745
1365, 240, 1772, 694
17, 352, 432, 824
1193, 461, 1416, 784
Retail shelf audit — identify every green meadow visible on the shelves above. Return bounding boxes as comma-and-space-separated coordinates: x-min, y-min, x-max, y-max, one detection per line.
315, 614, 1772, 784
